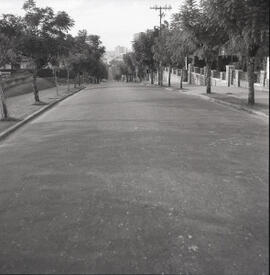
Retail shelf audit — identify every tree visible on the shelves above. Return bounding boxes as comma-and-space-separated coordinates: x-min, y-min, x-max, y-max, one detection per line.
132, 29, 159, 84
122, 52, 136, 82
110, 59, 125, 81
172, 0, 228, 94
21, 0, 74, 103
0, 14, 23, 119
56, 34, 76, 91
86, 35, 106, 83
0, 33, 11, 119
93, 61, 108, 83
204, 0, 269, 104
67, 31, 106, 85
153, 21, 176, 87
168, 28, 192, 89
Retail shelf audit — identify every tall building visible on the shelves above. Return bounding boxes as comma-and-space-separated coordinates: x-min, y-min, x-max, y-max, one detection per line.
114, 46, 128, 56
104, 46, 129, 64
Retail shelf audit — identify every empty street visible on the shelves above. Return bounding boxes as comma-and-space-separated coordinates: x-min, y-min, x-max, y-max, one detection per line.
0, 84, 268, 274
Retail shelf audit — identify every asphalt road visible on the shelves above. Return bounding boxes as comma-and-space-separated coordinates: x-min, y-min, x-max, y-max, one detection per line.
0, 84, 268, 274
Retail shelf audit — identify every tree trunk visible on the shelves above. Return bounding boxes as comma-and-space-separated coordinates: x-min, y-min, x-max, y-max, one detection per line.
78, 73, 81, 87
158, 64, 161, 86
180, 69, 183, 89
247, 56, 255, 105
206, 62, 212, 94
168, 66, 171, 87
53, 69, 59, 96
32, 69, 40, 103
74, 73, 77, 88
0, 81, 8, 119
160, 64, 163, 86
150, 70, 154, 84
67, 69, 70, 91
185, 56, 188, 70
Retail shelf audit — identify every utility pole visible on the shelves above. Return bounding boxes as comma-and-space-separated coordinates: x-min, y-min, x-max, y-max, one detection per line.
150, 5, 172, 34
150, 5, 172, 86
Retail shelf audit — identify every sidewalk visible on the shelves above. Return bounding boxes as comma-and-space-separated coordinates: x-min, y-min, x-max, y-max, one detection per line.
0, 84, 83, 134
180, 84, 269, 117
144, 80, 269, 119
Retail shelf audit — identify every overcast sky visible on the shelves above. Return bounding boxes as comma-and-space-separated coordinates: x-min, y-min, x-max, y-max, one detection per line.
1, 0, 182, 51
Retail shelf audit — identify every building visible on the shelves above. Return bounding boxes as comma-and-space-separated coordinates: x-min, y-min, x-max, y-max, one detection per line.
104, 46, 129, 64
114, 46, 128, 56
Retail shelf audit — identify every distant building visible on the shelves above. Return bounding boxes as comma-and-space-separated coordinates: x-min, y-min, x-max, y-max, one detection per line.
19, 56, 33, 69
0, 56, 33, 75
114, 46, 128, 56
103, 51, 117, 64
104, 46, 129, 64
0, 64, 12, 70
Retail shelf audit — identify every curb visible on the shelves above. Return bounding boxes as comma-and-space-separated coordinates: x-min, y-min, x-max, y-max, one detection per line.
87, 84, 149, 90
148, 83, 268, 121
188, 92, 269, 121
0, 86, 85, 142
143, 82, 268, 121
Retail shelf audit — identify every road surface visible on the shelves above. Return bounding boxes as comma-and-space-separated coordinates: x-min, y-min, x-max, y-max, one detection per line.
0, 84, 268, 274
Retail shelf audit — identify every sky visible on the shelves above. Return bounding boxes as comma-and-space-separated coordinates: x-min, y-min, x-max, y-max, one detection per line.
0, 0, 183, 51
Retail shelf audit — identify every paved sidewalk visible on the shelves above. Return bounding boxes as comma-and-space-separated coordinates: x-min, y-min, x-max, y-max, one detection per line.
0, 85, 83, 133
144, 81, 269, 118
181, 84, 269, 117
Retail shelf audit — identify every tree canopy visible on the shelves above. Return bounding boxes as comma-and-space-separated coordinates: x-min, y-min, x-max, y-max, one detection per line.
0, 0, 108, 118
127, 0, 269, 103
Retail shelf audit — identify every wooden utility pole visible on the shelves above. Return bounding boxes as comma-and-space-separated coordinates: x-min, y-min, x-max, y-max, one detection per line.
150, 5, 172, 86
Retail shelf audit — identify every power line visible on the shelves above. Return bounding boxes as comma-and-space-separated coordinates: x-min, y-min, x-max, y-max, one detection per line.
150, 5, 172, 32
150, 5, 172, 86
